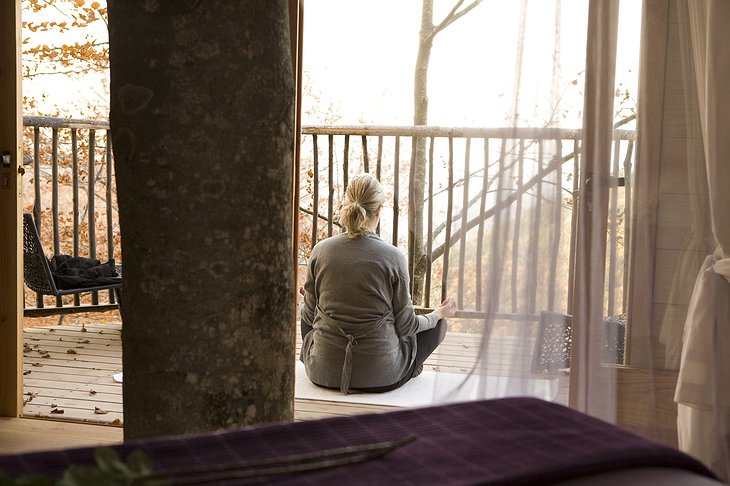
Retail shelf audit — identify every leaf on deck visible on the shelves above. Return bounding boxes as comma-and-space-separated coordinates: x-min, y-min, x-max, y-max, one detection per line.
94, 407, 108, 415
23, 392, 38, 405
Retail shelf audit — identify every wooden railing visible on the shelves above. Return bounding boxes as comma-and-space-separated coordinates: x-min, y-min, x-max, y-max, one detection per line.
299, 125, 635, 325
21, 118, 635, 324
22, 116, 119, 316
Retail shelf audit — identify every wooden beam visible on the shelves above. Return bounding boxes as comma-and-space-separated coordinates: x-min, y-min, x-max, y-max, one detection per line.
627, 0, 669, 368
0, 0, 23, 417
568, 0, 619, 418
289, 0, 303, 336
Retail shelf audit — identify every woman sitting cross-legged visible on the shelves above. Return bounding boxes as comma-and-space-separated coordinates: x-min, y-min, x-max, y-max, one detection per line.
300, 173, 457, 394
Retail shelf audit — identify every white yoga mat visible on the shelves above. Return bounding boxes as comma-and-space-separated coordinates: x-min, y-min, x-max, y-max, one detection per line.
294, 361, 559, 408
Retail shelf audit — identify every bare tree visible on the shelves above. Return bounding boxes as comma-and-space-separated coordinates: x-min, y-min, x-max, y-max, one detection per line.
409, 0, 484, 305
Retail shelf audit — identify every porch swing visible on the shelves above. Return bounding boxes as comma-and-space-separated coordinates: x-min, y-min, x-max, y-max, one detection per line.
22, 212, 122, 313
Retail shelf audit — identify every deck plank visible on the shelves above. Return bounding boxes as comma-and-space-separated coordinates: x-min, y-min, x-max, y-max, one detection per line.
21, 321, 567, 429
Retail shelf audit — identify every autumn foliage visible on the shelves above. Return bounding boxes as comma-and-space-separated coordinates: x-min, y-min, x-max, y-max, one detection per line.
22, 0, 117, 323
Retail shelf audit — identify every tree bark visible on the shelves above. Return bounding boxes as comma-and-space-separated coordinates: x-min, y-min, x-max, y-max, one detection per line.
410, 0, 434, 305
108, 0, 295, 439
410, 0, 483, 306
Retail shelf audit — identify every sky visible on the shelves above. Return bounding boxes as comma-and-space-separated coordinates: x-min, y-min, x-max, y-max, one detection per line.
22, 0, 642, 129
302, 0, 641, 128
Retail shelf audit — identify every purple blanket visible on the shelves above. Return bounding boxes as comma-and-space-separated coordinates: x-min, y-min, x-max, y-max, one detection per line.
0, 397, 716, 484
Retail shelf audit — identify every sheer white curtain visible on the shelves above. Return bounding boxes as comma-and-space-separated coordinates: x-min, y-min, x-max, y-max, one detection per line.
674, 0, 730, 479
431, 0, 625, 423
418, 0, 730, 472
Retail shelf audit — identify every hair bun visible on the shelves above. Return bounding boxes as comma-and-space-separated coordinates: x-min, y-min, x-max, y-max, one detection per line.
339, 174, 385, 238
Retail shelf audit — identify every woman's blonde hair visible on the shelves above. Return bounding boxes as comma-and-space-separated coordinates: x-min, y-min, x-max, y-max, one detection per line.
340, 173, 385, 238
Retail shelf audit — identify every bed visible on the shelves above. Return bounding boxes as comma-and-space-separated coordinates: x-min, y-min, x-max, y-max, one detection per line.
0, 397, 719, 485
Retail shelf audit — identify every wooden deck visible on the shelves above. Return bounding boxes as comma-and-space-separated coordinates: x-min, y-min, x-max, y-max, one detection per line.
21, 321, 568, 427
23, 322, 124, 425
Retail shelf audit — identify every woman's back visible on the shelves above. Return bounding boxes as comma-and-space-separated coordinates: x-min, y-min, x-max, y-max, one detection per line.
308, 233, 402, 325
299, 173, 453, 393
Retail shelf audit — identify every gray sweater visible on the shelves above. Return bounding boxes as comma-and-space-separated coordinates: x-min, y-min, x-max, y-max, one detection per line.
300, 233, 438, 393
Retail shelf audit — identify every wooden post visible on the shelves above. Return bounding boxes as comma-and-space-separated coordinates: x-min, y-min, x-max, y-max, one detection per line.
569, 0, 619, 419
0, 0, 23, 417
289, 0, 303, 327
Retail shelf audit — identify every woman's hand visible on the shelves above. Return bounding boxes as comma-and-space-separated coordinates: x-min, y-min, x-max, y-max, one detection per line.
296, 286, 305, 316
433, 297, 456, 320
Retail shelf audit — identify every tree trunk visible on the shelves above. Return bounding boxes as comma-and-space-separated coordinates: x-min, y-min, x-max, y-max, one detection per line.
108, 0, 295, 439
409, 0, 434, 306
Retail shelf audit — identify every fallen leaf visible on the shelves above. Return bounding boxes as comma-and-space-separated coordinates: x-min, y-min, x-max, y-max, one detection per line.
89, 390, 97, 395
32, 362, 44, 367
49, 329, 55, 332
66, 349, 78, 354
111, 418, 122, 425
50, 408, 64, 414
23, 370, 31, 375
59, 337, 63, 341
94, 407, 108, 415
78, 339, 91, 344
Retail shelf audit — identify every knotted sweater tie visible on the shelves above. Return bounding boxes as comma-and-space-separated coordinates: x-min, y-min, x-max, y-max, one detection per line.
338, 329, 357, 394
314, 305, 389, 394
